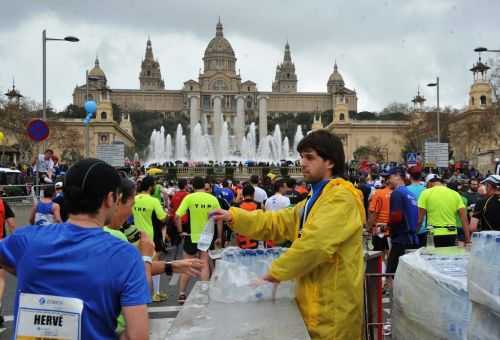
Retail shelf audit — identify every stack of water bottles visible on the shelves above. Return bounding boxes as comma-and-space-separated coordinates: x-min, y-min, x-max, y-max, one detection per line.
467, 231, 500, 339
209, 247, 295, 303
392, 249, 471, 340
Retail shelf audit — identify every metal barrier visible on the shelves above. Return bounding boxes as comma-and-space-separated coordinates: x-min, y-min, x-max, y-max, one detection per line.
159, 166, 303, 179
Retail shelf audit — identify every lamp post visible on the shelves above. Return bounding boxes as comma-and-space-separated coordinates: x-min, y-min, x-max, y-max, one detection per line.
42, 29, 79, 150
427, 77, 440, 143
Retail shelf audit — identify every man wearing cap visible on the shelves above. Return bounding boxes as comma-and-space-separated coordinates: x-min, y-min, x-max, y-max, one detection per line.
470, 175, 500, 231
0, 159, 151, 338
417, 174, 470, 247
386, 168, 419, 276
367, 174, 392, 255
52, 181, 68, 222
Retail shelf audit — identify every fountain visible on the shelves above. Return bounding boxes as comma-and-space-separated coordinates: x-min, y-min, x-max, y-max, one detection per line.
146, 122, 304, 163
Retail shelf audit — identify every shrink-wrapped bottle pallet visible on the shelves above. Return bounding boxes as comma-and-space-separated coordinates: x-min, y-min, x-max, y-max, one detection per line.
467, 231, 500, 340
392, 248, 470, 340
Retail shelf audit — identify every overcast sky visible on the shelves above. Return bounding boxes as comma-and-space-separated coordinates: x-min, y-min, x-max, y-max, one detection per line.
1, 0, 499, 112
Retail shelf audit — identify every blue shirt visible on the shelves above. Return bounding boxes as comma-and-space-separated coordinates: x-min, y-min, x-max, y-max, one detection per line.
0, 223, 150, 339
389, 186, 419, 245
221, 187, 234, 204
407, 183, 427, 234
301, 179, 328, 229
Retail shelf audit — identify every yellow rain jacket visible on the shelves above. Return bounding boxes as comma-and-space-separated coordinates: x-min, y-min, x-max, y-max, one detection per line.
229, 178, 365, 340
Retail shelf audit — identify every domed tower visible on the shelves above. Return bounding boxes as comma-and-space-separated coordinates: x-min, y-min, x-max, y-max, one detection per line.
468, 56, 493, 110
327, 62, 345, 93
88, 56, 107, 89
411, 87, 426, 112
272, 41, 298, 93
203, 18, 237, 75
139, 37, 165, 90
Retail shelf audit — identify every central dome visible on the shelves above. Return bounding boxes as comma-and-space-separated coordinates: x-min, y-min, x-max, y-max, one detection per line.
203, 19, 236, 73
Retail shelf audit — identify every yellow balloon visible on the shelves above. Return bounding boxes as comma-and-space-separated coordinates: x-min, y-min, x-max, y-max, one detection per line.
0, 131, 4, 142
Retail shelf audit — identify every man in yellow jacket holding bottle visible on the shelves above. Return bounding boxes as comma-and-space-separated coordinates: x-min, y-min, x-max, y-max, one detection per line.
212, 130, 365, 340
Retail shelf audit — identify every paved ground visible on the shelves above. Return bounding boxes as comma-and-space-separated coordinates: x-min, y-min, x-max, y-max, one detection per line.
0, 202, 195, 338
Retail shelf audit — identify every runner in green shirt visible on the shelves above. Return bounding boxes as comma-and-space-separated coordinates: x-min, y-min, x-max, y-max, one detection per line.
133, 176, 169, 302
175, 176, 222, 305
417, 174, 470, 247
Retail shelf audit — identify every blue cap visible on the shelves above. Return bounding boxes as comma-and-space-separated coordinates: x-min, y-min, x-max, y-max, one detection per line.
387, 167, 404, 176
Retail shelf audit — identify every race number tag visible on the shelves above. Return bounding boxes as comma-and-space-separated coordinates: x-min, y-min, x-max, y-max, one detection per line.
15, 293, 83, 340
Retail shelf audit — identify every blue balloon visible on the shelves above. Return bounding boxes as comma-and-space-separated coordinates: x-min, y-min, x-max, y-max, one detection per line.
84, 100, 97, 114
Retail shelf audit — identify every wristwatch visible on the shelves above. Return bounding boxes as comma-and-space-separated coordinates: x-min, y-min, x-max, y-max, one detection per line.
164, 261, 173, 276
142, 256, 153, 264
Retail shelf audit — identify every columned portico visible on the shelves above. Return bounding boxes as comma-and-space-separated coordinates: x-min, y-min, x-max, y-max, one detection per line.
188, 94, 200, 151
235, 94, 246, 150
257, 95, 269, 144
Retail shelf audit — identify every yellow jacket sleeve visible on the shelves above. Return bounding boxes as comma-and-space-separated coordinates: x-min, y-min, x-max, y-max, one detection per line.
270, 187, 362, 282
229, 205, 301, 243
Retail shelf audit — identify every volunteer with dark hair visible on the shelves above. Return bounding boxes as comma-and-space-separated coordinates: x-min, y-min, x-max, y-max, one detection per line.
212, 130, 366, 340
0, 159, 151, 339
470, 175, 500, 231
133, 176, 169, 302
175, 176, 222, 305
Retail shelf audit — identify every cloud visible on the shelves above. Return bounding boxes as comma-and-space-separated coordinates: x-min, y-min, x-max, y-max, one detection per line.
1, 0, 499, 112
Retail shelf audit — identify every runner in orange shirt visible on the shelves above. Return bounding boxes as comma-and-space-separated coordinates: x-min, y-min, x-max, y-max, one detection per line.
367, 176, 392, 256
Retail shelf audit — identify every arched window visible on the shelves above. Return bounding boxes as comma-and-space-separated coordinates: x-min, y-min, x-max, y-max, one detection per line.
339, 113, 345, 121
287, 73, 290, 79
480, 95, 487, 106
147, 70, 151, 76
471, 97, 475, 105
101, 111, 107, 120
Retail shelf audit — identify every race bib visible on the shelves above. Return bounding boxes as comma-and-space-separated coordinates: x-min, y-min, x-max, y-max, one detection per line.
15, 293, 83, 340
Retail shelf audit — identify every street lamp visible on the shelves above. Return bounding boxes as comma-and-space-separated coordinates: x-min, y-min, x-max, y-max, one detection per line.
474, 47, 500, 53
42, 29, 79, 149
427, 77, 440, 143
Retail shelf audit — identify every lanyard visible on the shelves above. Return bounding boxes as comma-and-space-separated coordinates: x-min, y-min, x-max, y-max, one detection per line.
300, 180, 329, 232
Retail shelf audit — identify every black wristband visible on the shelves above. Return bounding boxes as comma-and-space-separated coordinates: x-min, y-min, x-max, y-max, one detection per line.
164, 262, 173, 276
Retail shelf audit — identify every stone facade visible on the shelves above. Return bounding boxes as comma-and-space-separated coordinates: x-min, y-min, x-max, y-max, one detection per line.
72, 20, 362, 153
448, 57, 499, 173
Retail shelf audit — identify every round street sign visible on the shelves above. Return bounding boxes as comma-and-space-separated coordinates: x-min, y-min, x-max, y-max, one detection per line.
27, 119, 50, 142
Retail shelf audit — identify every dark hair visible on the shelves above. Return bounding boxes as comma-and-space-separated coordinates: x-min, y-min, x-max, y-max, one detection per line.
43, 185, 55, 198
274, 179, 286, 193
409, 170, 421, 181
139, 176, 155, 192
297, 130, 345, 177
45, 149, 54, 155
178, 178, 188, 190
192, 176, 205, 190
286, 178, 297, 188
250, 175, 259, 185
63, 159, 121, 215
222, 179, 230, 187
242, 184, 255, 197
118, 178, 136, 204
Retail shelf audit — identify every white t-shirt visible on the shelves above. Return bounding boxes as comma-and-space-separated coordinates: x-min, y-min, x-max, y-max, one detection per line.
265, 193, 291, 211
36, 155, 54, 173
253, 186, 268, 204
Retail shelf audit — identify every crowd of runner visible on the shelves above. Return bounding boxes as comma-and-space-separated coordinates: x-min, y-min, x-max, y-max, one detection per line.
0, 132, 499, 338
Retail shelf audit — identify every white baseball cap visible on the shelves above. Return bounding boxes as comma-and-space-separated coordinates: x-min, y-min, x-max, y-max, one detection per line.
55, 182, 63, 189
425, 174, 441, 183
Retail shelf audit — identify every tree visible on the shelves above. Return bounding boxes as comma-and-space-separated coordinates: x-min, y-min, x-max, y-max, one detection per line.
380, 102, 410, 116
353, 137, 387, 161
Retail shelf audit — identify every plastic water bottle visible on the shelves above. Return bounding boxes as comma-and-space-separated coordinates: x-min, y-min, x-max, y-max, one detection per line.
248, 251, 257, 273
197, 218, 214, 252
238, 250, 246, 266
427, 228, 435, 249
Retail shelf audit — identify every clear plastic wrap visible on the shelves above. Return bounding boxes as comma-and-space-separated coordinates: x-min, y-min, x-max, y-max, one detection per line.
393, 248, 470, 340
209, 247, 295, 303
468, 302, 500, 340
468, 231, 500, 315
